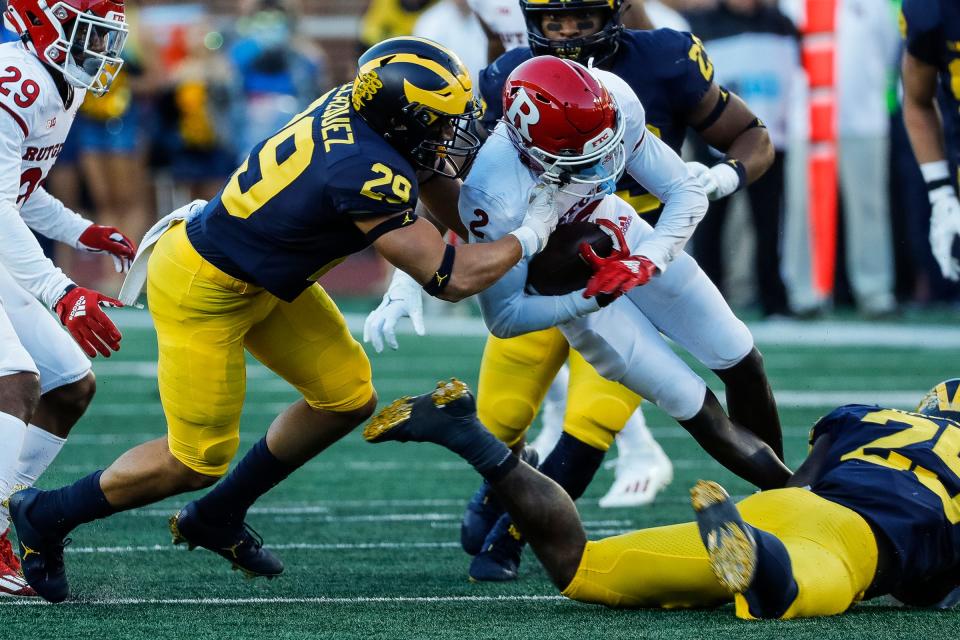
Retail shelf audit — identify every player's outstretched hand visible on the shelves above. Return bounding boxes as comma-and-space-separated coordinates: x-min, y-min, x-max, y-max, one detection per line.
929, 186, 960, 281
77, 224, 137, 272
686, 161, 739, 201
363, 269, 425, 353
54, 286, 123, 358
579, 219, 657, 299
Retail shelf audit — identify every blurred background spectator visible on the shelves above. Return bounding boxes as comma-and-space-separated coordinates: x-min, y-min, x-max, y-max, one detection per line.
24, 0, 957, 311
686, 0, 799, 318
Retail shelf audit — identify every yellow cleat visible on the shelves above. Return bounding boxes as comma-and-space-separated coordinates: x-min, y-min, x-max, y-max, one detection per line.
363, 396, 414, 442
431, 378, 470, 406
690, 480, 757, 595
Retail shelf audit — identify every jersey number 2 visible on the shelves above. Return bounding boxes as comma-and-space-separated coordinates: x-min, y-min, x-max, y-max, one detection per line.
221, 116, 316, 219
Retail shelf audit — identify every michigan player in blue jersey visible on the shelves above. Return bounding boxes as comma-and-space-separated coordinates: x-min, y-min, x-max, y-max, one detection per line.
902, 0, 960, 282
365, 378, 960, 618
453, 0, 781, 581
5, 37, 569, 603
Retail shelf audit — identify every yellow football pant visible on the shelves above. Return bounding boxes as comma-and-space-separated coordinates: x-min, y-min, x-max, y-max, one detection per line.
477, 328, 642, 451
562, 488, 879, 619
147, 222, 374, 476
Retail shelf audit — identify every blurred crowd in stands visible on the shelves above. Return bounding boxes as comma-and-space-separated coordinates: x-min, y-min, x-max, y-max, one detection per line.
9, 0, 958, 315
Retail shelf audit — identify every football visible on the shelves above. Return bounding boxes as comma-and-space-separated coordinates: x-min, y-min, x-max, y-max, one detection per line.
526, 222, 614, 295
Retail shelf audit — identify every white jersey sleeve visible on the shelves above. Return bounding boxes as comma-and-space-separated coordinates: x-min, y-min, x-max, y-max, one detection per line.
0, 42, 80, 307
594, 69, 708, 272
459, 160, 599, 339
19, 186, 91, 246
0, 110, 72, 308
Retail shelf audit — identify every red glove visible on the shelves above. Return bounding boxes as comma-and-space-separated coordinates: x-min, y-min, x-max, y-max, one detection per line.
579, 219, 658, 300
77, 225, 137, 272
54, 286, 124, 358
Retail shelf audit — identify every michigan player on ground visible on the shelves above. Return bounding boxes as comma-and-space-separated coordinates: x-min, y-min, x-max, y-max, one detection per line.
0, 0, 136, 597
6, 36, 568, 603
365, 0, 779, 580
902, 0, 960, 281
366, 377, 960, 619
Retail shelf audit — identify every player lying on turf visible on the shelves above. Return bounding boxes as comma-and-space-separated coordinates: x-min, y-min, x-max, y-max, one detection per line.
426, 56, 787, 580
6, 37, 573, 603
0, 0, 136, 596
365, 378, 960, 619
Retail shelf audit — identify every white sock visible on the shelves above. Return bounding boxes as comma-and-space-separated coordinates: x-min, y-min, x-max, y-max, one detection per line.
614, 408, 658, 459
13, 424, 66, 489
0, 411, 28, 529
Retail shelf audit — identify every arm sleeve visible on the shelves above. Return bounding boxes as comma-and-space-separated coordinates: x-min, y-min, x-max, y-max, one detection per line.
18, 186, 92, 246
901, 0, 943, 66
0, 112, 73, 308
601, 70, 708, 271
459, 182, 599, 338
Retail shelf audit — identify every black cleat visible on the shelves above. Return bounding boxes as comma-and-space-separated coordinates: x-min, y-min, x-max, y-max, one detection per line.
364, 379, 477, 444
169, 501, 283, 579
690, 480, 757, 594
468, 512, 525, 582
7, 488, 70, 603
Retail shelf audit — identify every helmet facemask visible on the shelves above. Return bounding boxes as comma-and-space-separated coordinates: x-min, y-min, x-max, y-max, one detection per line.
523, 3, 624, 66
395, 99, 482, 179
503, 103, 626, 199
47, 4, 127, 96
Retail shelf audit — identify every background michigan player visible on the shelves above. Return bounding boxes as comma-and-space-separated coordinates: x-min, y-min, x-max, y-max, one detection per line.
6, 36, 567, 603
902, 0, 960, 282
366, 377, 960, 620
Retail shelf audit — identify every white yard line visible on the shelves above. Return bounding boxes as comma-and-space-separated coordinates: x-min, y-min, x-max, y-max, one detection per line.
0, 594, 567, 606
110, 309, 960, 348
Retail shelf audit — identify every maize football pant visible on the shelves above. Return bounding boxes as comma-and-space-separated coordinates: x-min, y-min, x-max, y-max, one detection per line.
562, 488, 878, 619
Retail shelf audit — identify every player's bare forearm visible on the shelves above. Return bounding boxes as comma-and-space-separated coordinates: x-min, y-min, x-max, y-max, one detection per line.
365, 215, 521, 302
902, 52, 947, 165
438, 237, 522, 301
419, 174, 470, 239
694, 86, 775, 184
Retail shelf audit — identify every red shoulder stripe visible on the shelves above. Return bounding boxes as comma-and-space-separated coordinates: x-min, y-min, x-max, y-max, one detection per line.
0, 101, 28, 137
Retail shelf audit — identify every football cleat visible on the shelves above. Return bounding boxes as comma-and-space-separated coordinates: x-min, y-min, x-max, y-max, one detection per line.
468, 512, 526, 582
169, 501, 283, 579
0, 527, 22, 574
690, 480, 757, 594
7, 488, 70, 603
598, 446, 673, 508
363, 379, 476, 444
461, 446, 538, 556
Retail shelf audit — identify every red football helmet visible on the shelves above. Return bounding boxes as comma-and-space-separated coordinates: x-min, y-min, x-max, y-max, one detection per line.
501, 56, 625, 197
4, 0, 127, 96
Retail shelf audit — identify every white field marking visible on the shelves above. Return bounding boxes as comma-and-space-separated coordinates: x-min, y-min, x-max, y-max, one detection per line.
66, 541, 462, 554
109, 309, 960, 348
0, 594, 568, 607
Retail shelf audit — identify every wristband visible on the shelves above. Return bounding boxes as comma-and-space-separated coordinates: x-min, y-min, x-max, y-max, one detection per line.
509, 226, 541, 259
722, 159, 748, 192
52, 283, 78, 311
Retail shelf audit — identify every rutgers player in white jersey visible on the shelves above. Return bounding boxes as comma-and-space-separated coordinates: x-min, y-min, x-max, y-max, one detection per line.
460, 58, 788, 575
0, 0, 133, 595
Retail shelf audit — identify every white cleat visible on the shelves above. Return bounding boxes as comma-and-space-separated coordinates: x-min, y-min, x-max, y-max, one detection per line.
599, 448, 673, 508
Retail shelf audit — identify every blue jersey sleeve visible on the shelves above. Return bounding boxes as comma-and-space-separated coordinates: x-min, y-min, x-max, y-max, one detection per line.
478, 47, 534, 131
326, 154, 418, 220
650, 29, 715, 113
808, 404, 876, 446
902, 0, 943, 66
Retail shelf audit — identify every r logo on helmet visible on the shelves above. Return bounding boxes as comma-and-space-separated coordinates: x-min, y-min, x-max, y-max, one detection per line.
505, 87, 540, 143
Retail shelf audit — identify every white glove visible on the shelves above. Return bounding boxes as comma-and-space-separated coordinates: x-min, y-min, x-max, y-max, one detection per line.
929, 185, 960, 281
686, 161, 740, 201
509, 182, 562, 258
363, 268, 425, 353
